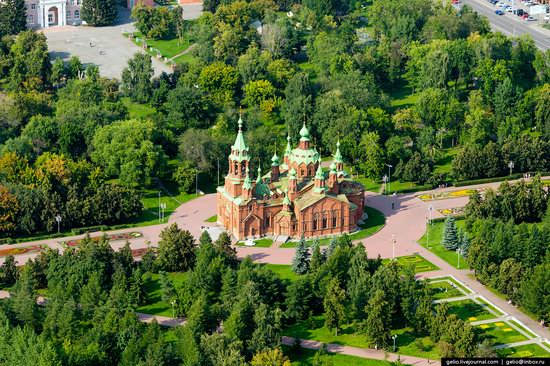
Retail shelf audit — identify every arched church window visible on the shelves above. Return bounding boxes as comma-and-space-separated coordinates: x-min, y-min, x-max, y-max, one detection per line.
332, 210, 338, 227
322, 211, 328, 229
234, 162, 238, 174
313, 213, 318, 230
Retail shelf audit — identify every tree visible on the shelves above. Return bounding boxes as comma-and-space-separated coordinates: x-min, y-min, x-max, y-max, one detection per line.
81, 0, 118, 26
187, 294, 216, 337
442, 216, 459, 250
292, 237, 310, 275
283, 73, 313, 141
173, 161, 197, 193
162, 82, 213, 133
323, 279, 346, 336
309, 239, 324, 273
121, 53, 154, 103
520, 260, 550, 322
357, 132, 384, 179
198, 62, 239, 107
0, 0, 27, 37
251, 348, 290, 366
362, 289, 391, 349
7, 31, 51, 92
11, 268, 39, 330
159, 271, 176, 303
214, 231, 238, 266
0, 255, 18, 287
156, 224, 196, 272
0, 186, 18, 233
91, 119, 166, 187
249, 303, 282, 355
51, 58, 66, 84
67, 56, 84, 80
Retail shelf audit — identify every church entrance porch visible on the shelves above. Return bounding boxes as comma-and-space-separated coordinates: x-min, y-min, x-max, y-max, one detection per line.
48, 6, 59, 26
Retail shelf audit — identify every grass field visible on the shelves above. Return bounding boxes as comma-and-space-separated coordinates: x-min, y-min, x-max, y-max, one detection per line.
131, 32, 191, 59
121, 97, 156, 119
382, 255, 439, 273
496, 343, 550, 358
446, 300, 498, 322
475, 322, 529, 345
137, 272, 188, 317
434, 148, 460, 175
130, 185, 198, 227
236, 238, 274, 248
427, 281, 463, 300
263, 264, 299, 282
280, 206, 385, 248
389, 79, 418, 111
417, 220, 466, 269
355, 176, 383, 193
283, 346, 397, 366
204, 215, 217, 223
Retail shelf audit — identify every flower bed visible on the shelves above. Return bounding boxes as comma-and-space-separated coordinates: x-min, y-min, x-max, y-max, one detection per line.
0, 245, 45, 257
63, 232, 143, 247
437, 207, 464, 216
131, 247, 150, 258
417, 189, 476, 201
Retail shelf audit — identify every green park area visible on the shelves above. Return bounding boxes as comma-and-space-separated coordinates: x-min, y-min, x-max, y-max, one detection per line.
497, 344, 550, 358
475, 322, 529, 345
137, 272, 188, 317
280, 206, 385, 248
418, 219, 466, 269
382, 255, 439, 273
236, 238, 274, 248
446, 299, 497, 322
263, 264, 300, 282
427, 281, 463, 300
283, 346, 398, 366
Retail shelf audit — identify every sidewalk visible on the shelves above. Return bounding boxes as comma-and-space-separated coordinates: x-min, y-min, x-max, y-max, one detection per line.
281, 336, 439, 366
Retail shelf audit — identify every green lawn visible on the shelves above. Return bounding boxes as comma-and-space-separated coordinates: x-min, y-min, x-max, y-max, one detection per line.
236, 238, 274, 248
130, 32, 191, 59
283, 346, 397, 366
382, 255, 439, 273
280, 206, 385, 248
389, 79, 418, 111
446, 300, 498, 322
434, 148, 460, 175
173, 52, 199, 65
355, 176, 383, 193
130, 185, 198, 227
204, 215, 218, 223
496, 343, 550, 358
417, 220, 466, 269
427, 281, 463, 300
475, 322, 529, 345
137, 272, 188, 317
121, 97, 156, 119
392, 327, 441, 359
263, 264, 299, 282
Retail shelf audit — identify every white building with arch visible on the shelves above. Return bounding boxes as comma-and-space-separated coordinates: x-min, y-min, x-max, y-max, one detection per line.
24, 0, 82, 28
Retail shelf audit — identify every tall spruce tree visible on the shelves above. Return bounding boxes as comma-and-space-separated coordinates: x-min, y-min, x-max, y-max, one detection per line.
81, 0, 118, 26
292, 237, 310, 275
442, 216, 459, 250
0, 0, 27, 37
309, 239, 324, 273
362, 289, 391, 349
324, 279, 346, 336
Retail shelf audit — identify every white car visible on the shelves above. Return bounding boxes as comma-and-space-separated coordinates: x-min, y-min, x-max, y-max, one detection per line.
544, 13, 550, 21
497, 1, 506, 6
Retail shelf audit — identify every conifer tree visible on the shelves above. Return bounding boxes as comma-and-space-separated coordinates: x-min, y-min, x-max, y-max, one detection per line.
442, 216, 459, 250
81, 0, 118, 26
0, 255, 18, 287
458, 229, 470, 258
362, 289, 391, 349
199, 230, 213, 246
0, 0, 27, 37
323, 279, 346, 336
309, 239, 324, 273
292, 237, 310, 274
326, 236, 338, 257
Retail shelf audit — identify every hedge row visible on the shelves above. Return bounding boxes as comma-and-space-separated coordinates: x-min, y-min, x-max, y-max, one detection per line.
430, 214, 466, 223
453, 171, 550, 187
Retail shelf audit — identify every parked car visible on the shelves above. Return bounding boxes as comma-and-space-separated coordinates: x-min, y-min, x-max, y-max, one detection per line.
544, 13, 550, 21
496, 9, 505, 14
522, 13, 530, 19
515, 9, 524, 16
506, 6, 514, 12
497, 1, 506, 6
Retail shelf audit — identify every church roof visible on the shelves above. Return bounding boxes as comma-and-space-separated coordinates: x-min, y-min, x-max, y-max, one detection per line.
289, 147, 320, 166
271, 152, 280, 166
230, 117, 250, 162
243, 167, 253, 190
299, 123, 310, 141
284, 135, 292, 156
334, 140, 343, 163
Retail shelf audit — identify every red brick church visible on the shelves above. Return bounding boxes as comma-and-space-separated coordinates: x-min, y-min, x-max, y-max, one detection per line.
216, 117, 365, 241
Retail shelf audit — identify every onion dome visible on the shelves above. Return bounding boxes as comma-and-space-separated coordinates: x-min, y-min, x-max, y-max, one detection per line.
271, 152, 280, 166
299, 123, 310, 141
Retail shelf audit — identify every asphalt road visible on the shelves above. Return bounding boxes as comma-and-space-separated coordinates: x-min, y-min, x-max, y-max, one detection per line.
460, 0, 550, 50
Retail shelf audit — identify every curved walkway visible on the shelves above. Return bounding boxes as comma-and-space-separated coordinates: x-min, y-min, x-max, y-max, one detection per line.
1, 177, 549, 341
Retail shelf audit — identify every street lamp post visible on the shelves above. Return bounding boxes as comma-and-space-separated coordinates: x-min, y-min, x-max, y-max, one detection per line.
171, 300, 176, 318
427, 204, 433, 249
195, 171, 198, 195
508, 161, 514, 176
385, 164, 393, 195
457, 248, 461, 269
392, 334, 397, 352
160, 203, 167, 222
158, 191, 161, 223
382, 174, 388, 195
54, 215, 61, 234
391, 235, 396, 260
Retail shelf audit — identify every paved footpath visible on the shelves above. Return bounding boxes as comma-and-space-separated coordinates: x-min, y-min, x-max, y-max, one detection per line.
1, 177, 549, 342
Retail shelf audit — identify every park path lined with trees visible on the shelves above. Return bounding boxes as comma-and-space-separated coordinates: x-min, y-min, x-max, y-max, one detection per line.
1, 176, 549, 344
